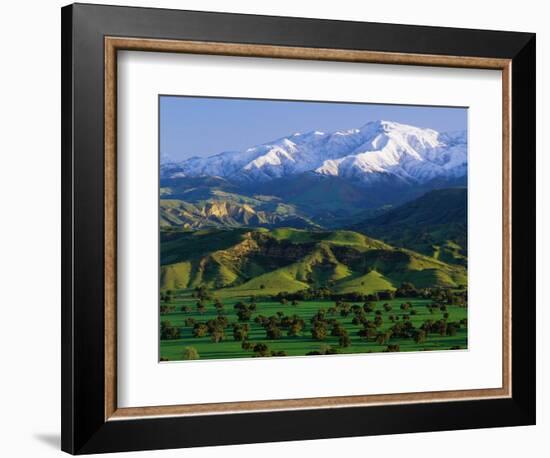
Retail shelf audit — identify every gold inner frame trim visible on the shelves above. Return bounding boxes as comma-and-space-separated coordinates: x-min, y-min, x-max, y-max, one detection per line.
104, 36, 512, 421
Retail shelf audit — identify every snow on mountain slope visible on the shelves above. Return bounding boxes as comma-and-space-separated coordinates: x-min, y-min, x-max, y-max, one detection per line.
161, 120, 467, 185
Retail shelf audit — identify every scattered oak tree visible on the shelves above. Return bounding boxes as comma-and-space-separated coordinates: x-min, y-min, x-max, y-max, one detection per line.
182, 346, 199, 360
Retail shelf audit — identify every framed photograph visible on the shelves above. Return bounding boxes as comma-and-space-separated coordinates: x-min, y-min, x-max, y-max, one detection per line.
61, 3, 536, 454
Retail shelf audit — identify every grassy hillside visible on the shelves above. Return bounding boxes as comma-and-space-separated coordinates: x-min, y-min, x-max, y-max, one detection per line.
336, 270, 395, 294
159, 178, 468, 266
353, 188, 467, 266
160, 227, 467, 295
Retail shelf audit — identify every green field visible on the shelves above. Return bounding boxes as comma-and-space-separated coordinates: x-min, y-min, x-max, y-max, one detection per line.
160, 293, 467, 361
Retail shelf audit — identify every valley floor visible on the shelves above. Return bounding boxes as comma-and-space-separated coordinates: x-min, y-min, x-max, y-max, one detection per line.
160, 294, 467, 361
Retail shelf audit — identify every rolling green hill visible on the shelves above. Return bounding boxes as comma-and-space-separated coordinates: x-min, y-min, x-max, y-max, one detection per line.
352, 188, 467, 266
160, 227, 466, 295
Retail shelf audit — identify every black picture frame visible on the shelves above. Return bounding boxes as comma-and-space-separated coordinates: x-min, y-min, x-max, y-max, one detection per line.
61, 3, 536, 454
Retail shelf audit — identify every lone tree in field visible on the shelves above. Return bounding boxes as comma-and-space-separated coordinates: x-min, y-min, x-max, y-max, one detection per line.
375, 330, 392, 346
339, 303, 351, 317
310, 309, 327, 325
446, 323, 458, 336
363, 302, 375, 313
311, 322, 328, 341
160, 320, 181, 340
236, 308, 252, 322
331, 322, 347, 337
184, 317, 195, 327
266, 325, 282, 340
196, 300, 206, 314
351, 314, 364, 325
182, 346, 199, 360
234, 301, 246, 310
253, 343, 270, 357
195, 285, 212, 301
232, 323, 249, 341
210, 327, 225, 343
214, 299, 225, 313
287, 316, 305, 337
339, 332, 351, 348
271, 350, 287, 357
320, 344, 339, 355
414, 329, 427, 344
358, 325, 378, 341
192, 323, 208, 338
234, 301, 253, 322
374, 333, 385, 345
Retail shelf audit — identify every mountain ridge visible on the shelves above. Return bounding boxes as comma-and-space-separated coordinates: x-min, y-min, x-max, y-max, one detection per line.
161, 120, 467, 188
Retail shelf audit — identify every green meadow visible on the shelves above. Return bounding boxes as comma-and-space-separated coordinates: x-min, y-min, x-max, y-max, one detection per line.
160, 293, 467, 361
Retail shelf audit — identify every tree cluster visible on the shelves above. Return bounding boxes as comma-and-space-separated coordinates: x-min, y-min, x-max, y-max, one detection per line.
160, 320, 181, 340
269, 282, 467, 307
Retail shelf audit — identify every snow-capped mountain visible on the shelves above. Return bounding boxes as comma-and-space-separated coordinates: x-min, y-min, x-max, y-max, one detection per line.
161, 120, 467, 186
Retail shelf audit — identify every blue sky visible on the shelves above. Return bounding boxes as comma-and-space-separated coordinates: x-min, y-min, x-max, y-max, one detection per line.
160, 96, 467, 161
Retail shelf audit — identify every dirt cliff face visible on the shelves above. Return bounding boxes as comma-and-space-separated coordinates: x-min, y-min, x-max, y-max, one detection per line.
203, 201, 256, 219
212, 232, 314, 267
215, 232, 261, 259
161, 200, 298, 229
256, 238, 315, 261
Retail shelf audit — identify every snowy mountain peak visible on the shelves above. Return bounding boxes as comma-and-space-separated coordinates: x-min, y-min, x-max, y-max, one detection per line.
161, 120, 467, 186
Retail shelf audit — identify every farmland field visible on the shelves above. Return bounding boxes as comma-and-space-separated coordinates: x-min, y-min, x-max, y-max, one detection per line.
160, 292, 467, 361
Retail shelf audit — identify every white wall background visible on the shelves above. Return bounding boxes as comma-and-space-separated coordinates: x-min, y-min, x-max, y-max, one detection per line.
0, 1, 544, 456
